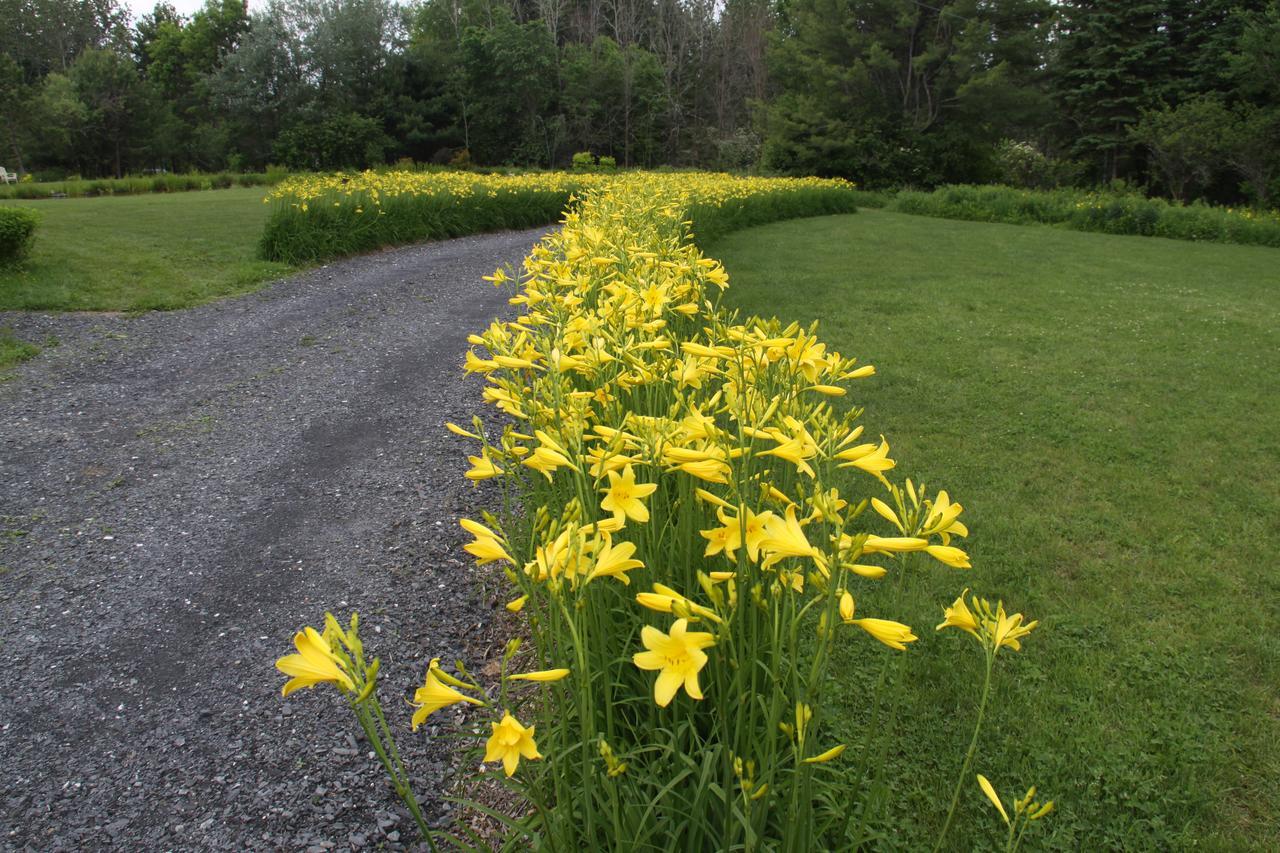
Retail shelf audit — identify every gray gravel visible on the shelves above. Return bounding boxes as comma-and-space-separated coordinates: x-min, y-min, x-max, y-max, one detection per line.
0, 228, 545, 850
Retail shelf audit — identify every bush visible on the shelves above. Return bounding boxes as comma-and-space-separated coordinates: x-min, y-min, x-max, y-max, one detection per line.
0, 207, 38, 265
597, 155, 617, 171
890, 184, 1280, 248
571, 151, 596, 171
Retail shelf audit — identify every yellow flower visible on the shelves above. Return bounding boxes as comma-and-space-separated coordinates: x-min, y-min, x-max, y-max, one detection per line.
484, 712, 542, 776
852, 617, 918, 651
936, 588, 980, 638
834, 436, 895, 475
600, 464, 659, 523
992, 603, 1038, 652
635, 583, 721, 622
870, 497, 904, 532
760, 505, 825, 570
937, 590, 1038, 654
460, 518, 514, 564
509, 668, 571, 683
803, 744, 847, 764
920, 489, 968, 542
633, 618, 716, 707
276, 626, 355, 696
756, 419, 819, 478
861, 534, 928, 554
464, 453, 503, 481
925, 544, 972, 569
839, 590, 856, 621
700, 506, 743, 559
586, 532, 645, 584
977, 774, 1010, 824
741, 506, 776, 562
410, 665, 484, 730
522, 445, 576, 480
838, 593, 917, 649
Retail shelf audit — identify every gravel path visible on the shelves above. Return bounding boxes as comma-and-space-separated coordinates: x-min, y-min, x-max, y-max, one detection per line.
0, 228, 546, 851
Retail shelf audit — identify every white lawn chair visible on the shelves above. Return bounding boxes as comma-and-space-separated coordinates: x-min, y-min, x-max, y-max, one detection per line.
0, 167, 17, 184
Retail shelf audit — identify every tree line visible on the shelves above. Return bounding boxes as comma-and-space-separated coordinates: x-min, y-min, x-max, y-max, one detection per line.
0, 0, 1276, 206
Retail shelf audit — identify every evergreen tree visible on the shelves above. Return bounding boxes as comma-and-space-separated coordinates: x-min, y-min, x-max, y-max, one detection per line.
1052, 0, 1171, 182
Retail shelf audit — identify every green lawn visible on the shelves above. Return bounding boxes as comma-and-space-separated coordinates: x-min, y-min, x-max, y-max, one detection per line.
0, 187, 292, 312
710, 211, 1280, 850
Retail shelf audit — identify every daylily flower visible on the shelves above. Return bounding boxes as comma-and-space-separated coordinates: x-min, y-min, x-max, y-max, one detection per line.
936, 589, 980, 638
410, 665, 484, 730
460, 518, 514, 564
509, 668, 571, 683
600, 464, 659, 523
464, 453, 503, 481
633, 618, 716, 707
586, 532, 645, 584
484, 712, 542, 776
276, 626, 355, 696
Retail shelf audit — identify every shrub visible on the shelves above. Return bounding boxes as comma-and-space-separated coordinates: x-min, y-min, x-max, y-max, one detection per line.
571, 150, 596, 171
890, 184, 1280, 248
0, 207, 38, 265
597, 155, 617, 171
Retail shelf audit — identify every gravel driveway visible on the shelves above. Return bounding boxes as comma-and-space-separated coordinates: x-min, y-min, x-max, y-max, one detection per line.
0, 227, 546, 851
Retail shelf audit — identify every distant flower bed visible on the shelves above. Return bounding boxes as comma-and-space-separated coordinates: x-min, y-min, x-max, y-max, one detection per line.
891, 184, 1280, 248
0, 170, 288, 200
257, 169, 864, 264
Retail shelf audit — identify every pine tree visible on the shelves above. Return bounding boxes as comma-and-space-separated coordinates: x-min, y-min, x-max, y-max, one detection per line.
1053, 0, 1171, 182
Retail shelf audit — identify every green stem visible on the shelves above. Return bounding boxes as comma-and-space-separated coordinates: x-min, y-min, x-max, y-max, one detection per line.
354, 700, 437, 852
932, 652, 995, 853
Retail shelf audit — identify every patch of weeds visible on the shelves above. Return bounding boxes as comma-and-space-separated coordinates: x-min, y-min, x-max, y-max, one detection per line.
299, 334, 317, 347
0, 327, 40, 370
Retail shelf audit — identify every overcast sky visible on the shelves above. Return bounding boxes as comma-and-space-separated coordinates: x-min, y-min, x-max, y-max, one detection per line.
123, 0, 268, 20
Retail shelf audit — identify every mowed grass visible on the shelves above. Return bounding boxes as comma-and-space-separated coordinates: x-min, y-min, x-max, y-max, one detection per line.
0, 188, 293, 312
710, 211, 1280, 850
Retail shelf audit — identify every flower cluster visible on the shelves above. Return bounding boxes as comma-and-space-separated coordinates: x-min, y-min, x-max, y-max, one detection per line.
443, 174, 1034, 847
272, 173, 1046, 849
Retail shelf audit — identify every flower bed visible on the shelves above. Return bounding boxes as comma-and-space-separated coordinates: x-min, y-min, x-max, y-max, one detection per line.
276, 173, 1049, 849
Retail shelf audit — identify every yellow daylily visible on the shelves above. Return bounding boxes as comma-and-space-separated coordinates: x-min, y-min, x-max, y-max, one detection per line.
925, 544, 972, 569
936, 588, 980, 638
977, 774, 1010, 824
509, 668, 571, 683
633, 618, 716, 707
587, 532, 645, 584
460, 518, 514, 565
803, 744, 847, 764
838, 593, 917, 650
760, 505, 825, 570
484, 712, 542, 777
600, 464, 659, 523
465, 453, 503, 482
410, 665, 485, 729
276, 626, 355, 697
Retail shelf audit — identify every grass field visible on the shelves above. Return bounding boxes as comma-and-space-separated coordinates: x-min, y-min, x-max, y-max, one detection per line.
0, 188, 292, 313
710, 211, 1280, 850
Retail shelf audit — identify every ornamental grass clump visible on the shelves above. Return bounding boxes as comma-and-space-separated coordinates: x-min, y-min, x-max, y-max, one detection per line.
274, 173, 1048, 849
